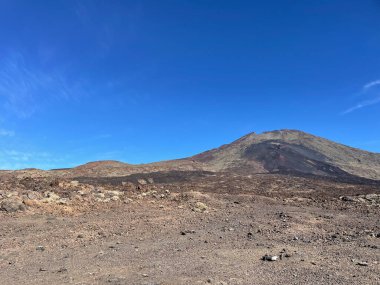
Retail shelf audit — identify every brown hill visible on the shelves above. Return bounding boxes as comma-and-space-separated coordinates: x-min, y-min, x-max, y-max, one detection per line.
52, 159, 203, 178
190, 129, 380, 180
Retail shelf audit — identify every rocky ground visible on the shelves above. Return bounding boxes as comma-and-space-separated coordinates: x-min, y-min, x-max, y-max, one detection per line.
0, 171, 379, 284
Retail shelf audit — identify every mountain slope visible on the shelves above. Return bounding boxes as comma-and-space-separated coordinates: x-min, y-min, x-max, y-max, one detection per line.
190, 130, 380, 180
45, 129, 380, 180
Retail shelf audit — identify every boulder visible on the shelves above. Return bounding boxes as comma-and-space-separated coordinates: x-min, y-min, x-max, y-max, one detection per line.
0, 197, 26, 212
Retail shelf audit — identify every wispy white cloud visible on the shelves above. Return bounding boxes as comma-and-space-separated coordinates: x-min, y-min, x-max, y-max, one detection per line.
342, 97, 380, 115
0, 149, 65, 170
0, 52, 84, 118
0, 129, 15, 137
363, 80, 380, 90
342, 79, 380, 114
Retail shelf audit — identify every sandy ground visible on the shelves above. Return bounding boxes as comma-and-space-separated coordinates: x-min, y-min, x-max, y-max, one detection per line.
0, 173, 379, 285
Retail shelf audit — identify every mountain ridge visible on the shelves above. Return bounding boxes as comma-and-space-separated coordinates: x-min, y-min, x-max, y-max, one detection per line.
14, 129, 380, 180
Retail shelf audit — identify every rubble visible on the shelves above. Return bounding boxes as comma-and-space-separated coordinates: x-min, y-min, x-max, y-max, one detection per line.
340, 194, 380, 204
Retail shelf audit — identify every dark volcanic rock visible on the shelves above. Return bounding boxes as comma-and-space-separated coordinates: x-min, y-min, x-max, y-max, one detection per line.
243, 140, 354, 178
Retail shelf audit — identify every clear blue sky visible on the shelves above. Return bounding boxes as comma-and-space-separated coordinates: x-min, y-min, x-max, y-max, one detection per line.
0, 0, 380, 169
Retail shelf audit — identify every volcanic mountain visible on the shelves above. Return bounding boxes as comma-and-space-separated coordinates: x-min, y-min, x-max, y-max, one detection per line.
190, 129, 380, 180
52, 130, 380, 180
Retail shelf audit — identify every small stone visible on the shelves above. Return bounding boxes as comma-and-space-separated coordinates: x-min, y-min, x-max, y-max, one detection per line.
94, 193, 105, 199
193, 202, 208, 213
352, 259, 369, 266
262, 255, 279, 261
70, 180, 80, 187
107, 190, 123, 197
43, 191, 61, 202
124, 198, 133, 204
110, 196, 120, 201
357, 261, 369, 266
36, 246, 45, 251
57, 198, 69, 205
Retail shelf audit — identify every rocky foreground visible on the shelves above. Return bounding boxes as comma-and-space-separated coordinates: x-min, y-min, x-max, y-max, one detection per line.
0, 171, 379, 284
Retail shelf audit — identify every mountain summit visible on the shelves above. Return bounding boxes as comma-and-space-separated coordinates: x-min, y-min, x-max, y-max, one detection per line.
190, 130, 380, 180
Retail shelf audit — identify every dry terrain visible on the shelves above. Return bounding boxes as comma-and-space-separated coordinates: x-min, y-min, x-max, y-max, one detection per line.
1, 130, 380, 284
0, 171, 379, 285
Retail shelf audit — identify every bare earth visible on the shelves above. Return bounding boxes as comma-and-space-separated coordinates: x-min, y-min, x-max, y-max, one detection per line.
0, 172, 379, 285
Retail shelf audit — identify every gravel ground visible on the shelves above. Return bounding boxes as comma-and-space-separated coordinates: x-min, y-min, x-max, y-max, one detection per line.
0, 173, 379, 285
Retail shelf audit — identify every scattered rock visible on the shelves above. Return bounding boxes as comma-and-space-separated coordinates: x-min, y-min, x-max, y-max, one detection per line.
57, 267, 67, 273
27, 191, 42, 200
111, 196, 120, 201
340, 194, 380, 205
36, 245, 45, 251
181, 230, 196, 235
352, 259, 369, 266
6, 191, 19, 198
0, 197, 26, 212
357, 261, 369, 266
193, 202, 208, 213
94, 193, 105, 199
70, 180, 80, 187
57, 198, 69, 205
42, 191, 60, 203
106, 190, 123, 197
262, 255, 279, 261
